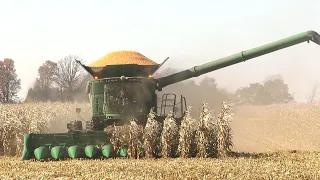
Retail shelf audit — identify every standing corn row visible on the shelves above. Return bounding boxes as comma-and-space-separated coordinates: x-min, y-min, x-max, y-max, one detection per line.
143, 108, 161, 158
0, 102, 91, 157
194, 103, 216, 158
111, 125, 130, 155
178, 106, 197, 158
216, 101, 233, 158
128, 119, 144, 159
0, 127, 3, 155
0, 101, 234, 159
160, 113, 179, 158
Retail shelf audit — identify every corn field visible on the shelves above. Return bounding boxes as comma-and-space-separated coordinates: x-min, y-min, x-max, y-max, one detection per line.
2, 102, 320, 179
0, 101, 233, 159
0, 102, 91, 156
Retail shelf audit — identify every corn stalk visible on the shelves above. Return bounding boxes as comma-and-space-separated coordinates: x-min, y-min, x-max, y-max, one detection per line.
143, 108, 161, 158
161, 113, 178, 158
178, 106, 197, 158
216, 101, 234, 158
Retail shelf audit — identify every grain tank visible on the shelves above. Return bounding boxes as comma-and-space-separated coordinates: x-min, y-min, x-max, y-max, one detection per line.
22, 30, 320, 160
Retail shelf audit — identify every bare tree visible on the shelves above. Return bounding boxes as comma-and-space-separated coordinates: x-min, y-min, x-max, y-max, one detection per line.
54, 55, 86, 101
55, 55, 84, 92
306, 82, 318, 103
77, 73, 93, 90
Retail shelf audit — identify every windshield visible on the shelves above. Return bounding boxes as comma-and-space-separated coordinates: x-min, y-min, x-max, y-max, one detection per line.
105, 81, 153, 114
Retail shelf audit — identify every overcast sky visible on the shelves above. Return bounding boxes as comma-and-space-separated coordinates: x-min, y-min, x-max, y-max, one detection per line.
1, 0, 320, 102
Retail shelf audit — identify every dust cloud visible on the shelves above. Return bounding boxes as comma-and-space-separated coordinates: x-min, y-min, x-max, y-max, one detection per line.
231, 104, 320, 152
47, 105, 92, 133
155, 59, 320, 152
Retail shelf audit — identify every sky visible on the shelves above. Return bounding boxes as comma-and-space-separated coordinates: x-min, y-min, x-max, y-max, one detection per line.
0, 0, 320, 102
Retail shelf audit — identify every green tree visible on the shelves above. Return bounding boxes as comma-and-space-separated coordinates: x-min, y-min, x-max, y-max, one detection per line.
235, 83, 263, 105
258, 76, 294, 104
235, 75, 294, 105
26, 60, 59, 101
0, 58, 21, 103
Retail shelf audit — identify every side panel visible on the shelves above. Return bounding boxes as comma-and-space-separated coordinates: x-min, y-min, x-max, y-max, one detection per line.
90, 81, 104, 116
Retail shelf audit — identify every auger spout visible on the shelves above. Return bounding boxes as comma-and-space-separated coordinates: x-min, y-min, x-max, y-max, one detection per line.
156, 30, 320, 90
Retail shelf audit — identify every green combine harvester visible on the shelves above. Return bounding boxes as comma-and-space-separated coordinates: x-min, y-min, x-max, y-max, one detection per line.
22, 30, 320, 160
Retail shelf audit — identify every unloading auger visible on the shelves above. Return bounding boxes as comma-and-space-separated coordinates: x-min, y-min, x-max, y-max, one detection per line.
22, 30, 320, 160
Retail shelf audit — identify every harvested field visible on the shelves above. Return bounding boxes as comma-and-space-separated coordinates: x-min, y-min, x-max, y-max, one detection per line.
1, 151, 320, 179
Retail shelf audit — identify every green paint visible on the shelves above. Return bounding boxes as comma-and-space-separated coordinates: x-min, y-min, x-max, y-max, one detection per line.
101, 143, 113, 158
51, 146, 66, 160
34, 146, 49, 160
22, 134, 31, 160
68, 146, 82, 159
85, 145, 99, 158
120, 145, 128, 157
22, 131, 110, 160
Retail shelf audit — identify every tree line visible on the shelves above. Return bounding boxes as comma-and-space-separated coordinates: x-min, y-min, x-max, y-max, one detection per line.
0, 55, 92, 103
1, 56, 297, 109
25, 55, 92, 102
154, 68, 295, 112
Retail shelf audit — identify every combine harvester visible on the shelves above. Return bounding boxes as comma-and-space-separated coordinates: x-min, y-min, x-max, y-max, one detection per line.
22, 30, 320, 160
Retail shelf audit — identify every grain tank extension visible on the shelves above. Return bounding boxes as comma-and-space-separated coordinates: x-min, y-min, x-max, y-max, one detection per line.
22, 30, 320, 160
